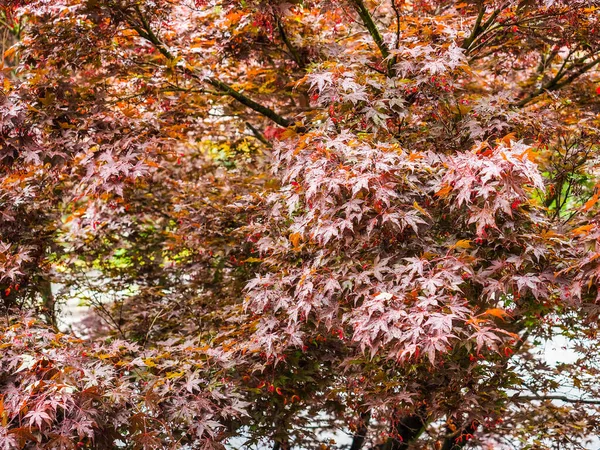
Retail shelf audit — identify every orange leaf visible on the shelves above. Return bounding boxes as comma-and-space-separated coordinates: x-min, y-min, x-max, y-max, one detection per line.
482, 308, 512, 321
435, 184, 452, 198
408, 152, 424, 161
499, 132, 516, 146
572, 224, 594, 236
3, 45, 17, 60
0, 396, 5, 428
583, 193, 599, 211
289, 232, 303, 251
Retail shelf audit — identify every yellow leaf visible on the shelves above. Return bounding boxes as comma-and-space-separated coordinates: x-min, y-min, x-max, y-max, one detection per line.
413, 201, 428, 217
449, 104, 472, 115
142, 358, 157, 367
166, 370, 185, 379
165, 56, 182, 70
243, 257, 262, 263
39, 92, 56, 107
452, 239, 472, 249
121, 29, 139, 37
281, 128, 298, 140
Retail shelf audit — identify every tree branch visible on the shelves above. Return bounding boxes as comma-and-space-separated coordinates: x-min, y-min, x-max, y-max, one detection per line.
514, 53, 600, 107
512, 395, 600, 405
553, 55, 600, 90
350, 0, 390, 62
462, 1, 511, 55
276, 18, 305, 69
127, 6, 293, 128
378, 412, 427, 450
461, 1, 486, 50
207, 78, 291, 127
390, 0, 401, 50
349, 411, 370, 450
245, 122, 272, 147
440, 331, 530, 450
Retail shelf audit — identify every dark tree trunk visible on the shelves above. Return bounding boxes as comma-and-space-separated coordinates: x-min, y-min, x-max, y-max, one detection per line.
349, 411, 371, 450
385, 414, 427, 450
371, 411, 428, 450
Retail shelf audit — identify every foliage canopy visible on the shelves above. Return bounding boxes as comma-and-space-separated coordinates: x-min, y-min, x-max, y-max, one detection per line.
1, 0, 600, 449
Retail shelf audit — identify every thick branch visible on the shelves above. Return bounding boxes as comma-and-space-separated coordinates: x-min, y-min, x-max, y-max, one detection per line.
393, 415, 426, 449
245, 122, 272, 147
440, 331, 530, 449
132, 5, 173, 59
462, 1, 512, 55
553, 55, 600, 90
462, 5, 504, 52
379, 413, 427, 450
349, 411, 371, 450
128, 7, 293, 128
276, 18, 305, 69
350, 0, 390, 62
207, 78, 291, 127
461, 2, 486, 50
390, 0, 401, 50
514, 54, 600, 107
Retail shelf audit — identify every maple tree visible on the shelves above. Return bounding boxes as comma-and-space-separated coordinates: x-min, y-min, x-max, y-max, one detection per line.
1, 0, 600, 449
